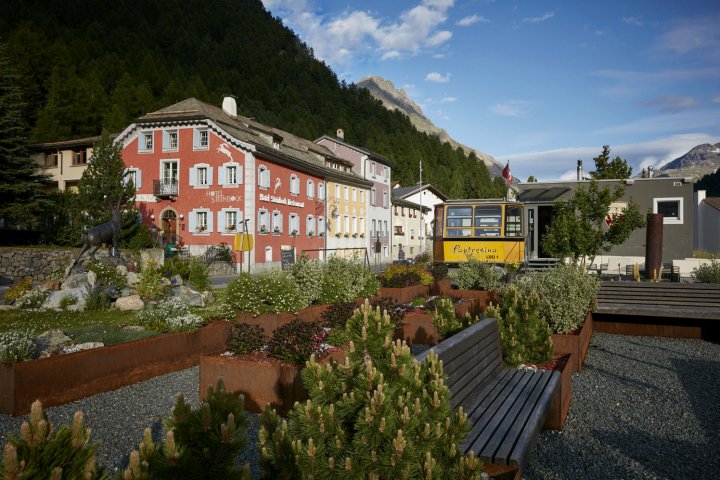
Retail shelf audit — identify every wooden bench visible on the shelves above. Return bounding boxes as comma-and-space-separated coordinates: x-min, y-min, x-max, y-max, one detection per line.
416, 318, 560, 478
624, 264, 679, 282
597, 282, 720, 320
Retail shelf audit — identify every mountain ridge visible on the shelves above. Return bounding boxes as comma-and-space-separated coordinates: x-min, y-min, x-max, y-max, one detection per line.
656, 142, 720, 179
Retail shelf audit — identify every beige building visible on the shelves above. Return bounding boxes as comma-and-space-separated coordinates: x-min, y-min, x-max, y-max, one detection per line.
31, 136, 99, 191
391, 197, 429, 261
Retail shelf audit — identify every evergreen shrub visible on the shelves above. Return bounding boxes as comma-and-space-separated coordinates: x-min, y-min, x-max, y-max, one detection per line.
259, 300, 484, 479
692, 258, 720, 283
432, 297, 476, 338
162, 257, 210, 292
228, 323, 267, 355
453, 260, 504, 290
266, 319, 327, 365
226, 270, 306, 314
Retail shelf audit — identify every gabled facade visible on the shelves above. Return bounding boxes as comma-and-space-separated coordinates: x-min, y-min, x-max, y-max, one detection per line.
31, 136, 99, 192
391, 197, 430, 261
392, 183, 447, 241
316, 132, 393, 260
118, 97, 329, 271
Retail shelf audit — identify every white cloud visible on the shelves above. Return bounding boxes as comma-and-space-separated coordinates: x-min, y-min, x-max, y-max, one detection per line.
488, 100, 533, 117
426, 30, 453, 47
522, 12, 555, 24
381, 50, 401, 60
595, 108, 720, 136
440, 96, 457, 103
622, 16, 643, 26
457, 14, 488, 27
426, 72, 451, 83
640, 94, 699, 113
656, 15, 720, 58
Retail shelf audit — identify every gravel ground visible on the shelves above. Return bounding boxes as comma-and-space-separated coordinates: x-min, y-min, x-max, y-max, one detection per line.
525, 333, 720, 480
2, 333, 718, 479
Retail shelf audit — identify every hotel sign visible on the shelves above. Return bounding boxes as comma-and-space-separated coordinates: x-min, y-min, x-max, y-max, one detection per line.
259, 193, 304, 208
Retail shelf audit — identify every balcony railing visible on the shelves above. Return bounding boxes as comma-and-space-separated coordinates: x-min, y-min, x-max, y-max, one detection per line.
154, 179, 178, 197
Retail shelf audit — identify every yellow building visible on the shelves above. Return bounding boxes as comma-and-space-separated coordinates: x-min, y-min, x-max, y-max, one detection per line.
30, 136, 99, 192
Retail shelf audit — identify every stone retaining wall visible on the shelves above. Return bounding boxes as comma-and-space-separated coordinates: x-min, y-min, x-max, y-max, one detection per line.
0, 249, 75, 283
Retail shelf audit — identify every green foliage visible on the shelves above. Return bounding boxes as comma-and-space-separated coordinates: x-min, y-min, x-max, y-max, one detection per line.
427, 262, 449, 280
290, 257, 325, 306
320, 302, 356, 329
226, 270, 306, 315
136, 266, 170, 301
487, 287, 554, 367
162, 257, 210, 292
542, 180, 646, 263
432, 297, 476, 338
123, 380, 250, 480
0, 43, 51, 230
514, 263, 599, 334
370, 297, 406, 325
379, 264, 433, 288
85, 286, 111, 312
4, 278, 33, 304
590, 145, 633, 180
454, 260, 504, 290
0, 308, 139, 336
695, 168, 720, 196
318, 256, 380, 304
266, 319, 327, 366
228, 323, 267, 355
692, 258, 720, 283
410, 296, 426, 307
136, 298, 203, 333
325, 328, 350, 348
0, 330, 34, 363
1, 400, 106, 479
59, 294, 78, 310
66, 324, 156, 345
88, 261, 128, 290
259, 300, 484, 479
14, 287, 50, 310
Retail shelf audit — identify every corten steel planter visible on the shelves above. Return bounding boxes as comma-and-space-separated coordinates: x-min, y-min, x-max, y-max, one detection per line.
296, 304, 332, 323
235, 311, 298, 336
431, 278, 452, 295
396, 311, 439, 345
0, 321, 232, 416
543, 353, 575, 431
378, 284, 430, 304
200, 347, 346, 415
551, 312, 593, 373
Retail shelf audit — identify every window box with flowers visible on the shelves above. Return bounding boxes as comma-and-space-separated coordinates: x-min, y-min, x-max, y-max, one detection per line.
352, 233, 358, 238
225, 224, 237, 233
308, 231, 314, 237
273, 226, 281, 235
195, 225, 208, 233
335, 232, 341, 237
360, 233, 365, 238
319, 232, 325, 237
290, 230, 298, 237
344, 233, 350, 238
260, 225, 268, 235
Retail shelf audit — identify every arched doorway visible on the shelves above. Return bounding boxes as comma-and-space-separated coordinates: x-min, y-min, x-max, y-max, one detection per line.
161, 209, 178, 245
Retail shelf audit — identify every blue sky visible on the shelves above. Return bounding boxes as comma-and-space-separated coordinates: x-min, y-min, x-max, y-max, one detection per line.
262, 0, 720, 181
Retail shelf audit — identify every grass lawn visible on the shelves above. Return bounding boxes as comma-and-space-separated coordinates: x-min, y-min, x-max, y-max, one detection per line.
0, 309, 141, 336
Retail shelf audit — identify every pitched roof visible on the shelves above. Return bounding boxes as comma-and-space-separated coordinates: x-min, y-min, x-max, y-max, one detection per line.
392, 183, 448, 201
30, 135, 103, 151
315, 134, 392, 166
391, 196, 430, 212
703, 197, 720, 212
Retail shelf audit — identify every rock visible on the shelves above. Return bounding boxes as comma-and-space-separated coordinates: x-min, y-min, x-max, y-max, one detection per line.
87, 270, 97, 287
34, 330, 73, 358
62, 272, 88, 290
44, 286, 88, 310
63, 342, 104, 354
116, 265, 128, 276
161, 277, 172, 286
42, 279, 61, 291
172, 285, 205, 307
171, 274, 183, 286
202, 290, 214, 304
115, 295, 144, 311
126, 271, 140, 286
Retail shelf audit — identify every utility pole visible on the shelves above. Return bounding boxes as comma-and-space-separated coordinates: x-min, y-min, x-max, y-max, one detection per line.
419, 160, 424, 253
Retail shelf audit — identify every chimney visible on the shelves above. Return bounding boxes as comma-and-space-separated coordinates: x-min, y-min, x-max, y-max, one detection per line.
222, 95, 237, 117
576, 160, 583, 181
336, 128, 344, 140
648, 166, 654, 178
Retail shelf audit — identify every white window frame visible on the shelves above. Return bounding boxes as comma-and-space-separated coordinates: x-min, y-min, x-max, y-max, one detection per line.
139, 131, 154, 153
191, 208, 212, 234
335, 184, 340, 200
189, 163, 212, 189
258, 209, 270, 234
220, 208, 242, 234
194, 128, 209, 150
222, 162, 242, 188
307, 180, 315, 199
344, 186, 349, 201
371, 161, 376, 178
653, 197, 683, 225
306, 215, 315, 236
371, 188, 376, 206
318, 216, 325, 236
359, 217, 365, 235
352, 188, 357, 203
318, 182, 325, 200
360, 190, 365, 204
163, 129, 179, 152
198, 167, 209, 186
272, 211, 284, 235
289, 213, 300, 236
290, 174, 300, 196
383, 190, 388, 208
258, 165, 270, 189
161, 160, 179, 184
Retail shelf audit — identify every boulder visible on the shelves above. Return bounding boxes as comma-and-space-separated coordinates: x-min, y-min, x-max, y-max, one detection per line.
115, 294, 144, 311
34, 330, 73, 358
87, 270, 97, 287
116, 265, 129, 276
171, 274, 183, 286
172, 285, 205, 307
62, 272, 88, 290
44, 286, 88, 310
126, 272, 140, 286
42, 279, 62, 291
63, 342, 104, 354
202, 290, 215, 304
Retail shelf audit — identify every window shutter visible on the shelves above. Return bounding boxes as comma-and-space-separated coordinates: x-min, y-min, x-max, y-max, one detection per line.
162, 131, 169, 150
237, 165, 243, 184
207, 210, 214, 232
193, 129, 200, 148
218, 166, 225, 185
189, 211, 197, 232
218, 211, 224, 231
135, 170, 142, 189
207, 167, 214, 185
189, 167, 196, 187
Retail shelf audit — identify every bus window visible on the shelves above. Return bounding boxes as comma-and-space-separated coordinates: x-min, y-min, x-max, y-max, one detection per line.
474, 205, 502, 237
504, 205, 523, 237
446, 206, 473, 237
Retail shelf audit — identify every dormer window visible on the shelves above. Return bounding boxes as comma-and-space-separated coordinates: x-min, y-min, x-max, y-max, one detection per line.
273, 135, 282, 149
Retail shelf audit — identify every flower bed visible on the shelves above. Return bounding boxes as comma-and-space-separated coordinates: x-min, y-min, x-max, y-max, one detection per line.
551, 312, 593, 372
377, 284, 430, 304
0, 321, 231, 415
538, 353, 575, 430
235, 304, 332, 336
396, 311, 438, 345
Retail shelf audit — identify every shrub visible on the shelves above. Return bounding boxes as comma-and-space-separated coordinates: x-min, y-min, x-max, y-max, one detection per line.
692, 258, 720, 283
163, 257, 211, 291
378, 263, 433, 287
325, 328, 350, 347
88, 261, 128, 291
15, 287, 50, 310
136, 265, 170, 301
4, 278, 33, 304
370, 297, 406, 325
320, 301, 356, 329
454, 260, 504, 290
59, 294, 78, 310
85, 284, 112, 312
428, 262, 449, 280
432, 297, 476, 338
226, 270, 306, 314
0, 400, 105, 479
259, 301, 484, 479
515, 263, 599, 334
290, 257, 325, 306
137, 298, 203, 333
413, 251, 432, 264
318, 256, 379, 304
228, 323, 267, 355
488, 286, 554, 367
410, 296, 426, 307
123, 380, 250, 480
0, 330, 35, 363
266, 318, 327, 365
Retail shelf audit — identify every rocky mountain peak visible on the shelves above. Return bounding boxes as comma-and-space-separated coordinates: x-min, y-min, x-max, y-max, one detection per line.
657, 142, 720, 179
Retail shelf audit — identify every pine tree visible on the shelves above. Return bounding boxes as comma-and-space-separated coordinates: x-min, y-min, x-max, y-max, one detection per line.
259, 300, 484, 480
590, 145, 633, 180
0, 44, 51, 229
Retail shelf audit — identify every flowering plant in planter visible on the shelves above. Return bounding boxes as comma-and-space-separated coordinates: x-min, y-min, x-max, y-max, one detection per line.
273, 226, 280, 234
352, 233, 358, 238
290, 229, 298, 237
319, 232, 325, 237
343, 233, 350, 237
195, 225, 207, 233
378, 263, 433, 287
335, 232, 341, 237
359, 233, 365, 238
260, 225, 268, 234
225, 224, 237, 233
307, 230, 314, 237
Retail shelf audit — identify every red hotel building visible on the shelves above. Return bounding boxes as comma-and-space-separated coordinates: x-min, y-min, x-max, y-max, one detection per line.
118, 96, 337, 271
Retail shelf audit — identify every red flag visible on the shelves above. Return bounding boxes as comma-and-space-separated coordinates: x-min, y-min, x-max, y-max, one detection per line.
502, 161, 512, 184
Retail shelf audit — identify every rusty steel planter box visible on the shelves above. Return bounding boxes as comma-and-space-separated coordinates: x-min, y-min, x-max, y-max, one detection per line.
235, 311, 298, 336
397, 311, 439, 345
200, 348, 346, 415
551, 312, 593, 373
296, 304, 332, 323
0, 321, 232, 416
378, 284, 430, 304
543, 353, 576, 431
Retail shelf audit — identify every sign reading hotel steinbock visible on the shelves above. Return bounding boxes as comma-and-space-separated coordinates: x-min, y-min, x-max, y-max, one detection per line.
259, 193, 304, 208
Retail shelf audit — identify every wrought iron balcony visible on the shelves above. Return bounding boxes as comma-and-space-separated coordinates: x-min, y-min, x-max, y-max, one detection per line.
153, 179, 178, 197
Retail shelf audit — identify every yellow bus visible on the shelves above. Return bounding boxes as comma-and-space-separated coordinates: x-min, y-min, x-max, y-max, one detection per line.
433, 199, 526, 265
